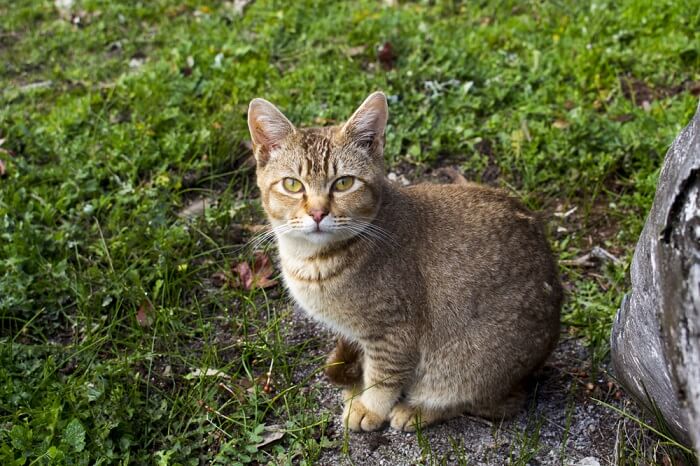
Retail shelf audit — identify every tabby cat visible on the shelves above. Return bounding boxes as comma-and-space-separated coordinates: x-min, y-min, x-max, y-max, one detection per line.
247, 92, 562, 432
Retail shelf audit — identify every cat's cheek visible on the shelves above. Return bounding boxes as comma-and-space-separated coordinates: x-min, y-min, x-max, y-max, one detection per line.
266, 192, 303, 221
332, 188, 379, 219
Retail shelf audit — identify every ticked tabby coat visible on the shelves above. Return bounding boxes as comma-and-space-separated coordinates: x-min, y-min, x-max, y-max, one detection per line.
247, 92, 562, 432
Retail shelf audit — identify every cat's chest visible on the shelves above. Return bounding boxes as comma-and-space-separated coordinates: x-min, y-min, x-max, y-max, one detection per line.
279, 253, 359, 336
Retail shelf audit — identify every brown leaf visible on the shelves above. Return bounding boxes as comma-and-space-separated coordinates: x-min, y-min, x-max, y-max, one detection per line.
231, 0, 255, 15
552, 119, 570, 129
346, 45, 367, 57
611, 113, 635, 123
689, 81, 700, 97
211, 271, 227, 288
0, 159, 5, 177
255, 425, 285, 448
434, 167, 468, 185
377, 42, 395, 70
233, 251, 277, 290
177, 197, 214, 219
136, 301, 153, 327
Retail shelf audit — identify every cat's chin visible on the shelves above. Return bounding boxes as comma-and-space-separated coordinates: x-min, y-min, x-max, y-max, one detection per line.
282, 229, 350, 248
299, 230, 338, 245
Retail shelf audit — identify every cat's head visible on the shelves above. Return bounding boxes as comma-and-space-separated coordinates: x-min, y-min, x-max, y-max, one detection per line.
247, 92, 388, 247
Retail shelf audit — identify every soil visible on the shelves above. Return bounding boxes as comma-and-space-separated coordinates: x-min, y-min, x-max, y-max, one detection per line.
283, 308, 648, 466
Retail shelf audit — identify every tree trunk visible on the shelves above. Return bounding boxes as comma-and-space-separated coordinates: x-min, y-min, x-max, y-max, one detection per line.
611, 100, 700, 455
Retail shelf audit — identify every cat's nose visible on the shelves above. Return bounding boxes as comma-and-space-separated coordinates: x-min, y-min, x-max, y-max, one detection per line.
309, 209, 328, 224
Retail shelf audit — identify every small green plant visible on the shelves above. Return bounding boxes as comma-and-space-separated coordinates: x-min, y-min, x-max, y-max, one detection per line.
1, 0, 698, 463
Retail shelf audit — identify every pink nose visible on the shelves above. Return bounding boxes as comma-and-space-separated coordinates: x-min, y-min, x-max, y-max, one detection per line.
309, 209, 328, 224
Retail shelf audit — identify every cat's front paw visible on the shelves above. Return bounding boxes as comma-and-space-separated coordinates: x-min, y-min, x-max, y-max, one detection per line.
389, 402, 421, 432
342, 399, 385, 432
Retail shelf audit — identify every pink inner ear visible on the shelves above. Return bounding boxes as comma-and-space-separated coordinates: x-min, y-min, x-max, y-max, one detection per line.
342, 93, 388, 146
249, 103, 295, 152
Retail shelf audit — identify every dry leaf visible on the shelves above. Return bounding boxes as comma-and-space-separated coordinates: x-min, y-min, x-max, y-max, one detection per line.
233, 251, 277, 290
256, 424, 285, 448
177, 197, 214, 218
185, 368, 231, 380
347, 45, 367, 57
435, 167, 468, 185
377, 42, 395, 70
552, 119, 570, 129
211, 271, 227, 288
136, 301, 153, 327
232, 0, 254, 15
0, 159, 5, 177
612, 113, 635, 123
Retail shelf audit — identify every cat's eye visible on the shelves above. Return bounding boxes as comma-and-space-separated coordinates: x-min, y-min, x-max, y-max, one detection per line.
333, 176, 355, 192
282, 178, 304, 193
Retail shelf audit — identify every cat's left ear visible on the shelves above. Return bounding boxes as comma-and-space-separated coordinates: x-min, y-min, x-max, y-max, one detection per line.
340, 92, 388, 151
248, 98, 296, 166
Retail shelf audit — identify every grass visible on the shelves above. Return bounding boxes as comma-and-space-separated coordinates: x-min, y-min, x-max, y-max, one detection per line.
1, 0, 699, 463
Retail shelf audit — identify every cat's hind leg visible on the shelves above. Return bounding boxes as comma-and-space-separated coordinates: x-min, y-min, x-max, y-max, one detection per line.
325, 337, 363, 387
465, 384, 527, 420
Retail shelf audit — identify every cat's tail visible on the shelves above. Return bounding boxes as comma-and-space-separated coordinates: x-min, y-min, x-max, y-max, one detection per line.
324, 337, 363, 387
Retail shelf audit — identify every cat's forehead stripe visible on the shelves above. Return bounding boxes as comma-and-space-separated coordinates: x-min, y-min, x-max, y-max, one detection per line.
298, 130, 334, 176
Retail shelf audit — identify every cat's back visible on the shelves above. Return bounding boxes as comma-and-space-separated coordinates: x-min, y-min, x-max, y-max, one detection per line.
390, 181, 562, 313
397, 182, 548, 253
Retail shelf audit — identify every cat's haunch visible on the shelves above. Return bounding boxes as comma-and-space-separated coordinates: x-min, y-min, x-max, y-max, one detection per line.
248, 92, 563, 432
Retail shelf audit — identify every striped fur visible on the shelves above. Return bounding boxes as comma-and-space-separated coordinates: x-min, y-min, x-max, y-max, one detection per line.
248, 92, 563, 432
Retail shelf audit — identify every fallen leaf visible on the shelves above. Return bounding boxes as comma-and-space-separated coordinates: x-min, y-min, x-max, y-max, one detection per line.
0, 159, 5, 177
553, 206, 578, 219
377, 41, 395, 70
233, 251, 277, 290
552, 119, 570, 129
590, 246, 621, 264
211, 271, 227, 288
346, 45, 367, 57
185, 368, 231, 380
611, 113, 635, 123
255, 424, 285, 448
690, 82, 700, 97
136, 301, 153, 327
232, 0, 254, 15
434, 167, 468, 185
177, 197, 215, 218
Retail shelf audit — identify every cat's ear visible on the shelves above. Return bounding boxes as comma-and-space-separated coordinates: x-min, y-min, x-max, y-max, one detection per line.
247, 98, 296, 165
340, 91, 388, 151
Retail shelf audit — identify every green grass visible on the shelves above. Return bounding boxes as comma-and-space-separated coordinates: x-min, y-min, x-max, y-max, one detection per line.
1, 0, 699, 463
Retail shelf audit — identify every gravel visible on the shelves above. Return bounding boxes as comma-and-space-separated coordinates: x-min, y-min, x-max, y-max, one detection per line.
283, 307, 648, 466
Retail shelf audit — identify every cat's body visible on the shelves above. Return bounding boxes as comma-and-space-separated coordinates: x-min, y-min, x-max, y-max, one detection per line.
247, 92, 562, 432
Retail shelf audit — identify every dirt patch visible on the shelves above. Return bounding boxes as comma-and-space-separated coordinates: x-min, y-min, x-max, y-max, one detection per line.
283, 308, 652, 465
619, 74, 700, 107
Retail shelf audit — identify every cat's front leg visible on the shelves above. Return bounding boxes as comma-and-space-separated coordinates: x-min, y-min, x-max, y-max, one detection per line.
342, 342, 413, 432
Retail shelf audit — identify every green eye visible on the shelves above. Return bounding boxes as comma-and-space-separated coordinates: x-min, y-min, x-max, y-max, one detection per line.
333, 176, 355, 192
282, 178, 303, 193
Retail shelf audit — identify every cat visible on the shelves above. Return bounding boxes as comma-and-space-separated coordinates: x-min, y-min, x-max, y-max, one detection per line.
247, 91, 563, 432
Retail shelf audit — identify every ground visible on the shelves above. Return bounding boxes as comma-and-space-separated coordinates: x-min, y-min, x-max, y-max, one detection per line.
1, 0, 699, 464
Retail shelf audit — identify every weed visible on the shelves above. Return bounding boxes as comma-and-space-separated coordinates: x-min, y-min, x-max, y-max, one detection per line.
1, 0, 698, 463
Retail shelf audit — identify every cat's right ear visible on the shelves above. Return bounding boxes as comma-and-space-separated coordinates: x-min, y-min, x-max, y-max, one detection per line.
247, 98, 296, 166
